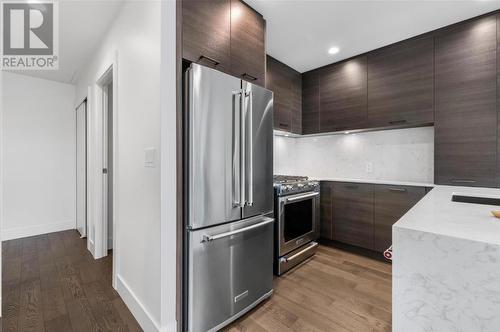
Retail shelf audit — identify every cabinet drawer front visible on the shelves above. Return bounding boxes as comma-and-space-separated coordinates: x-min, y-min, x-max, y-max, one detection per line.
332, 182, 374, 249
373, 185, 426, 252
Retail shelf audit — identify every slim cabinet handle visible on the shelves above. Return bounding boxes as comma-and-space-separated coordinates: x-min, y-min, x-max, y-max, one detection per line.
242, 73, 258, 81
389, 120, 407, 125
198, 55, 220, 66
388, 187, 407, 192
451, 179, 476, 184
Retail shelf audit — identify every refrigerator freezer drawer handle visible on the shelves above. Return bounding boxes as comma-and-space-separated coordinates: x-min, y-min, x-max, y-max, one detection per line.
201, 217, 274, 243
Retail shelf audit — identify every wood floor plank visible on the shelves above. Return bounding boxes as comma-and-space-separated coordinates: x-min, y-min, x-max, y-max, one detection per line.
66, 298, 103, 332
18, 279, 44, 332
3, 230, 142, 332
44, 314, 73, 332
112, 298, 142, 332
2, 280, 21, 332
227, 244, 392, 331
41, 286, 67, 322
83, 280, 127, 332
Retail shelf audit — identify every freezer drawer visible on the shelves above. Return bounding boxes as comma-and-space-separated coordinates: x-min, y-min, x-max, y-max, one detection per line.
188, 215, 274, 332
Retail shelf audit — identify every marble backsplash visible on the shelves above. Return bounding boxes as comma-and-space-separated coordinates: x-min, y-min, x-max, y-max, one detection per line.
274, 126, 434, 183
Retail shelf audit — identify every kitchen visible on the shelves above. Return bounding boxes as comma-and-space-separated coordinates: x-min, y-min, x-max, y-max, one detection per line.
179, 1, 500, 332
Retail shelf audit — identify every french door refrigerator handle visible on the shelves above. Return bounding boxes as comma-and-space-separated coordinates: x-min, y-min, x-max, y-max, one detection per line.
240, 87, 246, 207
201, 217, 274, 242
246, 90, 254, 206
232, 90, 243, 207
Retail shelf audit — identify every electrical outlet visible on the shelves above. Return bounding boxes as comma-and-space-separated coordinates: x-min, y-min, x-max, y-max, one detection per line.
366, 162, 373, 173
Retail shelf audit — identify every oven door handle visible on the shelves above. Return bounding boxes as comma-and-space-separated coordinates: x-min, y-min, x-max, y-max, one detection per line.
285, 192, 319, 203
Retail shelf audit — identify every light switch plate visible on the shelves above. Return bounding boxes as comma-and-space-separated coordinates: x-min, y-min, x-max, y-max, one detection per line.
144, 148, 156, 168
366, 162, 373, 173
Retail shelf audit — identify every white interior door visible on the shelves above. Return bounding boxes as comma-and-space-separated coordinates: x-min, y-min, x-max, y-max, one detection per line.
76, 100, 87, 237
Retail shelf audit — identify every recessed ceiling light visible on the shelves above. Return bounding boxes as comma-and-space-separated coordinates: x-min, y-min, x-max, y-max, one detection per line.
344, 131, 350, 135
284, 134, 290, 137
328, 47, 340, 55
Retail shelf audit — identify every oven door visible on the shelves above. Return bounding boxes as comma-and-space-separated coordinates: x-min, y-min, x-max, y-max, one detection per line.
278, 191, 319, 256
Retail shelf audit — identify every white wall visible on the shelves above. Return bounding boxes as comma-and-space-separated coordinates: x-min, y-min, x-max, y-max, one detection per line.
274, 126, 434, 183
74, 1, 176, 331
2, 72, 76, 240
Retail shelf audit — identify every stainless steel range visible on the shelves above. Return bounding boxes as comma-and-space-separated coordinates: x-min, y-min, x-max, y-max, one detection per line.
274, 175, 320, 275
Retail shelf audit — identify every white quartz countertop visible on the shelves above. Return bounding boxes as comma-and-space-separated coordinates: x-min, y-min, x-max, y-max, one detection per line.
394, 185, 500, 246
313, 177, 434, 187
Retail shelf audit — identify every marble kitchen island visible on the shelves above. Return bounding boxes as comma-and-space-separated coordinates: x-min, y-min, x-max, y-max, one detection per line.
393, 185, 500, 331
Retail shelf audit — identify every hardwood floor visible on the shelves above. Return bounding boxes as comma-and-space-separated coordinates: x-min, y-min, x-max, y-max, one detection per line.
226, 245, 392, 332
2, 230, 142, 332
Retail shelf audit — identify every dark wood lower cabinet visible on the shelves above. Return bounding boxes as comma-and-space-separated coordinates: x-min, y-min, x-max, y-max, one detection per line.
373, 185, 426, 252
332, 182, 374, 250
320, 181, 428, 253
320, 182, 333, 239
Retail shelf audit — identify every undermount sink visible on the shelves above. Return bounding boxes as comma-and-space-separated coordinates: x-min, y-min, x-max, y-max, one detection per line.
452, 194, 500, 206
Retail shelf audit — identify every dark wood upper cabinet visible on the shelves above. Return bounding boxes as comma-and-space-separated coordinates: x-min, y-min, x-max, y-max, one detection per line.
373, 185, 426, 252
368, 36, 435, 128
497, 14, 500, 187
319, 57, 368, 132
302, 70, 320, 134
435, 15, 497, 187
230, 0, 266, 86
266, 55, 302, 133
320, 182, 333, 240
332, 182, 374, 250
182, 0, 231, 71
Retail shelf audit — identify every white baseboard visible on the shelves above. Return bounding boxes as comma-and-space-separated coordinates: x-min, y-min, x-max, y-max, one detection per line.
88, 238, 95, 257
1, 220, 75, 241
160, 320, 177, 332
116, 274, 162, 332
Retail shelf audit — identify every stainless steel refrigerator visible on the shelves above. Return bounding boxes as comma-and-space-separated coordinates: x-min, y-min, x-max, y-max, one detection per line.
185, 63, 274, 332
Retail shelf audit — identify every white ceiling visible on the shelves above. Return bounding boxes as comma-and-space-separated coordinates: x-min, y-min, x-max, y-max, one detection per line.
10, 0, 124, 84
246, 0, 500, 73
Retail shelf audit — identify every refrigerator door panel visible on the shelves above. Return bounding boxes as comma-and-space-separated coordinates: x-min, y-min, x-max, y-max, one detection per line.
188, 214, 274, 332
188, 64, 243, 229
242, 82, 274, 218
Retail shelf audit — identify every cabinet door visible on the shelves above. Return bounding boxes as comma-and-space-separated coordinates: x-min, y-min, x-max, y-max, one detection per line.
373, 185, 426, 253
435, 16, 497, 187
332, 182, 374, 249
319, 57, 367, 132
266, 56, 301, 133
290, 70, 302, 134
302, 70, 320, 134
182, 0, 231, 71
368, 36, 434, 128
320, 182, 333, 240
230, 0, 266, 86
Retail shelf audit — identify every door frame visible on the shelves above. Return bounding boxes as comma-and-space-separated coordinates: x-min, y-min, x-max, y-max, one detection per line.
75, 98, 88, 238
90, 53, 118, 288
